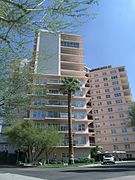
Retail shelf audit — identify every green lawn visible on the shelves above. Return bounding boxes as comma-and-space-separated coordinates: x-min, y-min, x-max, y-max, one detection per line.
41, 162, 98, 168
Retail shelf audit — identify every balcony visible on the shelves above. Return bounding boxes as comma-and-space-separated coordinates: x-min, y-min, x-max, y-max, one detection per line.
61, 53, 83, 63
122, 84, 129, 90
61, 47, 83, 56
61, 69, 85, 76
124, 91, 131, 97
61, 61, 84, 71
118, 67, 125, 72
119, 73, 127, 78
61, 34, 82, 42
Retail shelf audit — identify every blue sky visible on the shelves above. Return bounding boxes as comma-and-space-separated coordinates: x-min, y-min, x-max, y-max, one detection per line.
78, 0, 135, 100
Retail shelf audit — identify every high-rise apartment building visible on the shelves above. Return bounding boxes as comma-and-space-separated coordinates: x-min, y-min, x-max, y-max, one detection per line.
27, 30, 93, 161
0, 30, 135, 162
86, 66, 135, 159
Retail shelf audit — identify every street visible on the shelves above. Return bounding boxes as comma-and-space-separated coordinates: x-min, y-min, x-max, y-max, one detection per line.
0, 162, 135, 180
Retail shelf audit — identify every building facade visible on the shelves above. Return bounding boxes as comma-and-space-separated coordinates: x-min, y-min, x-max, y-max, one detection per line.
0, 30, 135, 161
86, 66, 135, 159
27, 30, 93, 161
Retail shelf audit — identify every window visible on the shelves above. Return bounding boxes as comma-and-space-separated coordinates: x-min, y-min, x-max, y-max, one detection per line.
94, 110, 98, 114
74, 136, 86, 145
94, 74, 98, 77
105, 89, 110, 92
95, 123, 100, 128
112, 81, 119, 85
108, 108, 113, 112
119, 113, 125, 118
72, 101, 84, 107
98, 102, 102, 106
60, 112, 68, 118
123, 137, 129, 141
109, 115, 114, 119
116, 100, 123, 104
106, 95, 111, 98
113, 87, 120, 91
95, 79, 99, 82
118, 107, 123, 111
103, 77, 108, 81
60, 124, 68, 131
49, 89, 59, 94
74, 91, 83, 97
121, 122, 126, 126
74, 112, 85, 119
119, 67, 125, 72
95, 84, 100, 88
107, 101, 112, 105
114, 93, 121, 97
73, 124, 85, 131
61, 41, 79, 48
110, 70, 117, 74
104, 83, 109, 86
132, 127, 135, 132
122, 128, 128, 133
102, 72, 107, 75
32, 111, 46, 118
112, 137, 117, 142
35, 78, 48, 84
96, 90, 100, 93
48, 111, 60, 118
111, 75, 118, 79
111, 129, 116, 134
33, 99, 47, 106
97, 96, 101, 99
125, 144, 130, 149
110, 123, 115, 126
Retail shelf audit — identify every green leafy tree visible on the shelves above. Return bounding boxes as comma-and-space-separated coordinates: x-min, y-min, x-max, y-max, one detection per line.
91, 145, 100, 159
0, 0, 98, 60
0, 60, 32, 123
4, 120, 62, 163
60, 77, 80, 164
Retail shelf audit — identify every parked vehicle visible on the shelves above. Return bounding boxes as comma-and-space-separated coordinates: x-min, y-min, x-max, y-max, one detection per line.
102, 154, 115, 164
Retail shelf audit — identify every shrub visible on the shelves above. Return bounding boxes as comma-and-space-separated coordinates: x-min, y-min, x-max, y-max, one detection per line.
74, 157, 95, 164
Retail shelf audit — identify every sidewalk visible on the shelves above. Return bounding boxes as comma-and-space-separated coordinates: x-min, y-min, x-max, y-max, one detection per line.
79, 160, 135, 167
0, 173, 135, 180
106, 175, 135, 180
0, 173, 47, 180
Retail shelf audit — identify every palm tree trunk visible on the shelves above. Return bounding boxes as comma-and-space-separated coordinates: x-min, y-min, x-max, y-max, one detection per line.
68, 91, 74, 164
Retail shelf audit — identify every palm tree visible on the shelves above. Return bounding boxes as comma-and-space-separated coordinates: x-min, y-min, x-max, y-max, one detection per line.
60, 77, 80, 164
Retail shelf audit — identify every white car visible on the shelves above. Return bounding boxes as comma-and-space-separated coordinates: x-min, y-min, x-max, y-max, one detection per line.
102, 155, 115, 164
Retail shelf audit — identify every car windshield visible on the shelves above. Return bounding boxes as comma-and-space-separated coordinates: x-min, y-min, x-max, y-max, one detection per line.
104, 155, 112, 158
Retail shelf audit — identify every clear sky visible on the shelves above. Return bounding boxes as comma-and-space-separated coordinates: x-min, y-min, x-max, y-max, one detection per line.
78, 0, 135, 100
